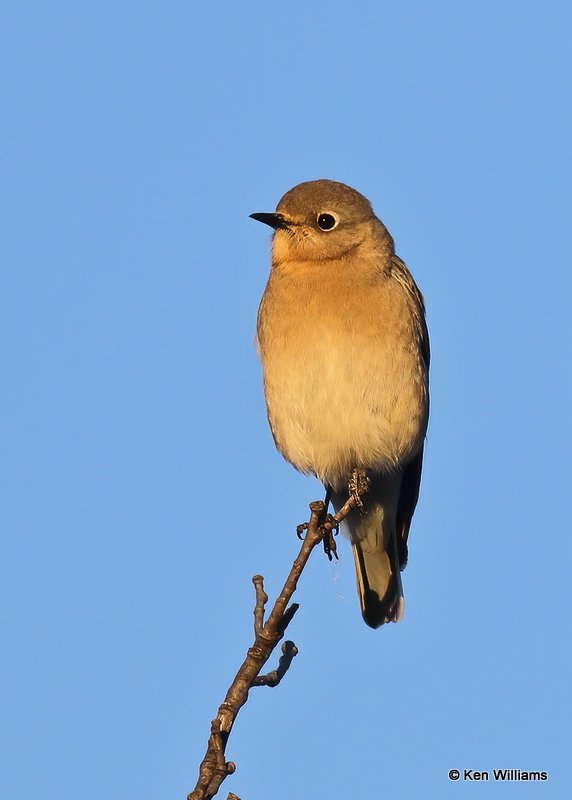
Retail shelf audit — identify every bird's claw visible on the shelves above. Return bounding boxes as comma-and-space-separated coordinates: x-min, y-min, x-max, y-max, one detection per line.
320, 527, 339, 560
296, 522, 309, 540
319, 513, 339, 561
296, 511, 338, 560
321, 513, 339, 536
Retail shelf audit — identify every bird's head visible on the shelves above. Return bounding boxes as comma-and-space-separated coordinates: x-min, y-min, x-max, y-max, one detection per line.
250, 179, 391, 265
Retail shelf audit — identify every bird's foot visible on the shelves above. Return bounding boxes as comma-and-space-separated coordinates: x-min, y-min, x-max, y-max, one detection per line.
296, 522, 309, 539
348, 468, 370, 513
297, 509, 339, 560
319, 513, 339, 561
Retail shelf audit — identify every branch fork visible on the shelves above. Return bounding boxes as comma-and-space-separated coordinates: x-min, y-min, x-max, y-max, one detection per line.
188, 489, 365, 800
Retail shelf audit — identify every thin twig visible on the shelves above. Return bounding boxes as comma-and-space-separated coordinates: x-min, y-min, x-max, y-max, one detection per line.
252, 574, 268, 637
253, 640, 299, 687
187, 495, 362, 800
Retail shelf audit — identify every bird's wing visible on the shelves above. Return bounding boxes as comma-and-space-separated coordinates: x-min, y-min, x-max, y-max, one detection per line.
390, 255, 430, 370
390, 255, 430, 569
395, 448, 424, 568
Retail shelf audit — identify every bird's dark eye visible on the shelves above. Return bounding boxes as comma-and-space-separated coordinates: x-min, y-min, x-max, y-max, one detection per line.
317, 213, 339, 231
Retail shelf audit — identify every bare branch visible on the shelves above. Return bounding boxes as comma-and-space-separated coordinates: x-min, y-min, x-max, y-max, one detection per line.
253, 640, 299, 687
187, 492, 364, 799
252, 574, 268, 637
277, 602, 299, 636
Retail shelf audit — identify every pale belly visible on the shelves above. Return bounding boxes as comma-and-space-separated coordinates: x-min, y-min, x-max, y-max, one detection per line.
260, 325, 428, 490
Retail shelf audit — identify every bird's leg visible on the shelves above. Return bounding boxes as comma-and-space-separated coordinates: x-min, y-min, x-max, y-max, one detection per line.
348, 468, 370, 512
319, 484, 339, 561
296, 485, 339, 560
297, 476, 370, 561
319, 472, 370, 557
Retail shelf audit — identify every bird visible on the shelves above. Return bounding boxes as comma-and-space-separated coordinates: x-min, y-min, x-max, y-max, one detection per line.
251, 180, 429, 628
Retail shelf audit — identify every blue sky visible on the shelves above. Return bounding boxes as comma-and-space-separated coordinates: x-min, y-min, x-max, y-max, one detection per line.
1, 2, 570, 798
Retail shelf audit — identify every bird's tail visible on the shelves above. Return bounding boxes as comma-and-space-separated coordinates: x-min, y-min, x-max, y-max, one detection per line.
332, 475, 404, 628
351, 521, 404, 628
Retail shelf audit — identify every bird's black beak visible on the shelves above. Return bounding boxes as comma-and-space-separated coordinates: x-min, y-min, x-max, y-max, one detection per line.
249, 212, 290, 230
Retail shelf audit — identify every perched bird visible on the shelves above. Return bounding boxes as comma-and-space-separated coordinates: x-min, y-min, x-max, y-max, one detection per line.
251, 180, 429, 628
